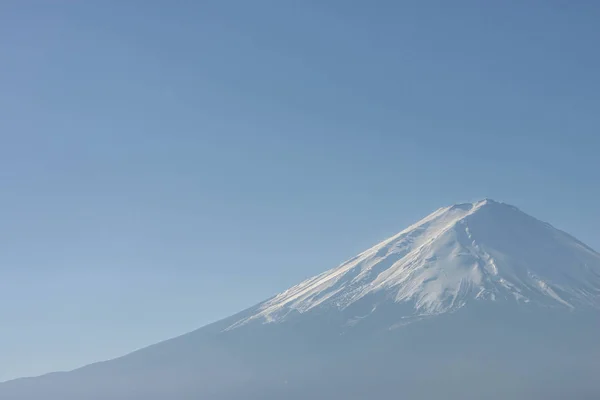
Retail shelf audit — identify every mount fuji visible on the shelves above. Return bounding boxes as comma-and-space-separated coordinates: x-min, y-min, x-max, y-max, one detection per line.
2, 199, 600, 399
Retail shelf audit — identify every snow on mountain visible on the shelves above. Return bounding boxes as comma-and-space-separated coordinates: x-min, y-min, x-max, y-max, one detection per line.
229, 199, 600, 329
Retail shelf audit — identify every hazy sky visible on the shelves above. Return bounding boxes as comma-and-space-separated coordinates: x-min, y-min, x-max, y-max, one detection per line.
1, 0, 599, 381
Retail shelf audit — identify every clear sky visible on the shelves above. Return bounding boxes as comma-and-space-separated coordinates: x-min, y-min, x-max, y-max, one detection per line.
1, 0, 599, 381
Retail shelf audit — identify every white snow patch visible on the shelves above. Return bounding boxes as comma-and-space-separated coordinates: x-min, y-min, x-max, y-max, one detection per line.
227, 199, 600, 330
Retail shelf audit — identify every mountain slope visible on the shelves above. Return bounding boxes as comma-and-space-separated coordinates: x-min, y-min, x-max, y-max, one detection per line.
2, 199, 600, 400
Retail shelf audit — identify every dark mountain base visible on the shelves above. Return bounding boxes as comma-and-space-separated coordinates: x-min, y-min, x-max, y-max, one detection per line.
2, 305, 599, 400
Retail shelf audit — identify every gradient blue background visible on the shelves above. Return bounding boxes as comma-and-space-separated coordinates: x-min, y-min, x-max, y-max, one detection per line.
1, 0, 599, 381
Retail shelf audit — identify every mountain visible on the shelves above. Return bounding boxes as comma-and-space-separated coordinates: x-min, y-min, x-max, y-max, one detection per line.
2, 199, 600, 400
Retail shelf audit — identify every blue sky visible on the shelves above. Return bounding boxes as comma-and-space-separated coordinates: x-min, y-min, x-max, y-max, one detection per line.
1, 1, 599, 381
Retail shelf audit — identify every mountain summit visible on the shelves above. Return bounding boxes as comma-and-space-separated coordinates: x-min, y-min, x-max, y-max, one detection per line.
229, 199, 600, 331
2, 200, 600, 400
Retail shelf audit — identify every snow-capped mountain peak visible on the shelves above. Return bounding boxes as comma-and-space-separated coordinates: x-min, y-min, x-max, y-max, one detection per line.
229, 199, 600, 329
